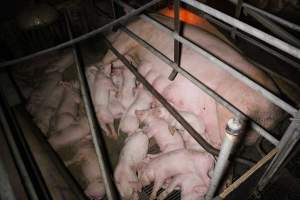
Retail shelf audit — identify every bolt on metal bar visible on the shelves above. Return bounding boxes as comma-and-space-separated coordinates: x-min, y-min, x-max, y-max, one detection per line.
206, 117, 246, 200
104, 36, 219, 156
181, 0, 300, 60
200, 13, 300, 71
168, 0, 181, 80
0, 0, 162, 69
64, 11, 119, 200
244, 9, 300, 48
257, 110, 300, 191
120, 24, 278, 146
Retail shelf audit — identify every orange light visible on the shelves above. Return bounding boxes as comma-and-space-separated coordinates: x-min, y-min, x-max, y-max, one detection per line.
159, 7, 209, 27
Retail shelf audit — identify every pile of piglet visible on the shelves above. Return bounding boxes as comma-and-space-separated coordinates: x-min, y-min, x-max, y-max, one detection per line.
86, 55, 215, 200
20, 50, 215, 200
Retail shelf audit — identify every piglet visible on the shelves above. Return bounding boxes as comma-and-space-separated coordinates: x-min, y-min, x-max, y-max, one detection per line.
118, 86, 153, 135
135, 108, 184, 153
114, 129, 149, 199
153, 105, 208, 152
137, 149, 214, 200
157, 173, 208, 200
92, 64, 117, 138
48, 117, 90, 150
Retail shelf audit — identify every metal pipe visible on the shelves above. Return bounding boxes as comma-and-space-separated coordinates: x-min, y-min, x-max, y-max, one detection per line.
104, 36, 219, 155
242, 3, 300, 32
13, 106, 88, 200
181, 0, 300, 60
168, 0, 181, 80
0, 0, 162, 69
244, 9, 300, 48
0, 89, 51, 200
257, 110, 300, 191
0, 149, 17, 200
200, 13, 300, 71
205, 117, 246, 200
118, 20, 279, 145
64, 11, 119, 200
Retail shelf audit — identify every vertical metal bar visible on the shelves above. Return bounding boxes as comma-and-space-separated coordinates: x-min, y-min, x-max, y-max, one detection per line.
231, 0, 243, 39
0, 149, 17, 200
0, 88, 52, 200
257, 110, 300, 191
168, 0, 181, 80
205, 117, 246, 200
64, 11, 119, 200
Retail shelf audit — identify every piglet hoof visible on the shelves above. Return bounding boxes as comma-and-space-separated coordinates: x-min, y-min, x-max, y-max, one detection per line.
149, 194, 157, 200
157, 192, 168, 200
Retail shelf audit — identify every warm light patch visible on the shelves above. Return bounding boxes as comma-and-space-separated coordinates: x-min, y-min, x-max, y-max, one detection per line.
159, 7, 209, 27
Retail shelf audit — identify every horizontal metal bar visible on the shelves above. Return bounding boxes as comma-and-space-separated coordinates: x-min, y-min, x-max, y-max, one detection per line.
120, 24, 279, 146
0, 0, 162, 69
115, 1, 280, 145
181, 0, 300, 60
104, 36, 220, 155
243, 3, 300, 32
245, 9, 300, 48
200, 13, 300, 71
64, 11, 119, 200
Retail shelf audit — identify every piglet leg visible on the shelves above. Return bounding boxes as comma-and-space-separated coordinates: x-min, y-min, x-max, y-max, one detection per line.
108, 122, 118, 139
150, 178, 164, 200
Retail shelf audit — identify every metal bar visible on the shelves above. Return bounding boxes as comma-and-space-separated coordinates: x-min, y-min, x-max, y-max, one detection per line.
230, 0, 243, 39
0, 0, 162, 69
200, 13, 300, 71
0, 147, 17, 200
218, 148, 277, 199
205, 118, 246, 200
104, 36, 219, 155
181, 0, 300, 60
13, 107, 88, 200
168, 0, 181, 80
242, 3, 300, 32
119, 22, 279, 145
0, 88, 51, 200
64, 11, 119, 200
245, 9, 300, 48
257, 110, 300, 191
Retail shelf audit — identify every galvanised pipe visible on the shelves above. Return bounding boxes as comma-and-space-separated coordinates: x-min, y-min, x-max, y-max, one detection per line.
205, 117, 246, 200
65, 11, 119, 200
181, 0, 300, 60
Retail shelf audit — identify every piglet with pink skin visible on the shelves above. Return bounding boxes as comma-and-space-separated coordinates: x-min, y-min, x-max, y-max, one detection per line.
137, 149, 214, 200
92, 64, 118, 138
118, 87, 153, 135
114, 129, 149, 199
85, 66, 99, 91
135, 108, 184, 153
48, 117, 90, 150
153, 105, 208, 152
70, 142, 106, 200
157, 173, 209, 200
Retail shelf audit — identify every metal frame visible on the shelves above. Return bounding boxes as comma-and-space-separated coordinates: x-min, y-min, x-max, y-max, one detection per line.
0, 0, 299, 199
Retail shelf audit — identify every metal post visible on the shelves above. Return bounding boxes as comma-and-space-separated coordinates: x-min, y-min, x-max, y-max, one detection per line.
257, 110, 300, 192
64, 11, 119, 200
205, 117, 246, 200
181, 0, 300, 60
168, 0, 182, 80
